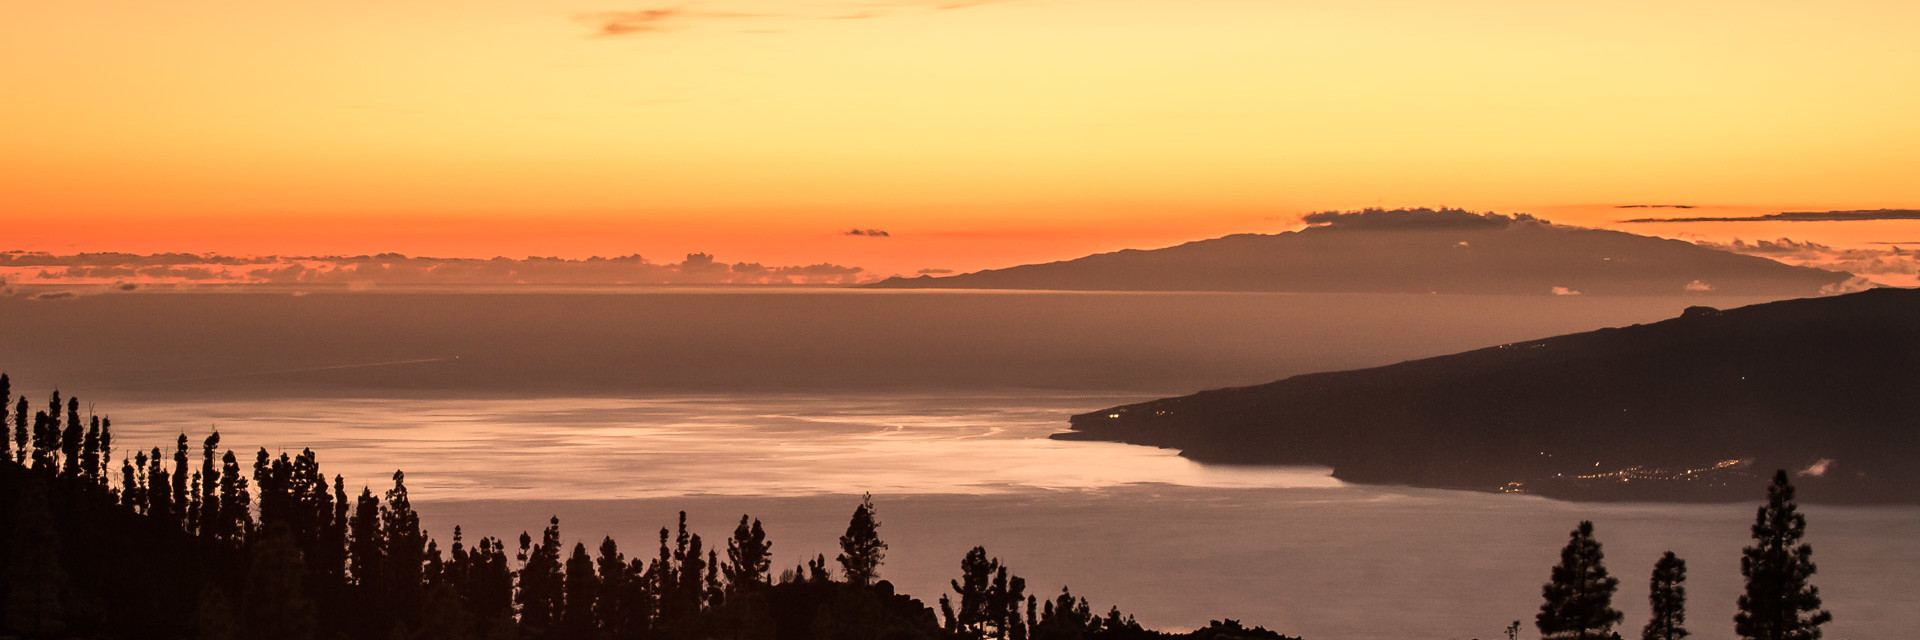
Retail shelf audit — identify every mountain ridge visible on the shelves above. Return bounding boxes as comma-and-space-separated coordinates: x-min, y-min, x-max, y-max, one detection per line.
869, 209, 1853, 296
1055, 288, 1920, 503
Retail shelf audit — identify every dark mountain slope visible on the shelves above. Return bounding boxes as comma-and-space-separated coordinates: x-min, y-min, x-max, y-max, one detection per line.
869, 209, 1851, 296
1057, 288, 1920, 503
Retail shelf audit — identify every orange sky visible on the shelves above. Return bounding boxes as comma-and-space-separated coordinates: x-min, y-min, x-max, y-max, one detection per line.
5, 0, 1918, 277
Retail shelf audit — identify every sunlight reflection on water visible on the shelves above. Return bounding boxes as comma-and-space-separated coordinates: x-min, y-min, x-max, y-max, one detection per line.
103, 393, 1342, 499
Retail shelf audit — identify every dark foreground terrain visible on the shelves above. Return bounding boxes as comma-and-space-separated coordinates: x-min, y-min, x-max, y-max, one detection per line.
1060, 288, 1920, 503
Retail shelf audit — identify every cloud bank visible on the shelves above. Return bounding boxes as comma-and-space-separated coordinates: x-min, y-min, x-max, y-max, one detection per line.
1696, 238, 1920, 287
2, 251, 871, 287
1622, 209, 1920, 223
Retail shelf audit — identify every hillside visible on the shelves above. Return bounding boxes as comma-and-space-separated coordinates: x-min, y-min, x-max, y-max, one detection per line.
869, 209, 1852, 296
1056, 288, 1920, 503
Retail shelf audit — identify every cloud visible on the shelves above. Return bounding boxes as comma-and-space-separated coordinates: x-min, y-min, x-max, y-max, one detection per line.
1300, 207, 1543, 231
1797, 458, 1835, 478
4, 252, 877, 287
1698, 237, 1920, 287
580, 0, 1025, 37
578, 8, 779, 37
1550, 286, 1581, 296
918, 268, 953, 275
1684, 280, 1714, 292
1613, 204, 1697, 209
1621, 209, 1920, 223
844, 228, 891, 238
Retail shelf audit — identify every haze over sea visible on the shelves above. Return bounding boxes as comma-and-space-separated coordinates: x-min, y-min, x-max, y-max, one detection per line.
9, 289, 1914, 640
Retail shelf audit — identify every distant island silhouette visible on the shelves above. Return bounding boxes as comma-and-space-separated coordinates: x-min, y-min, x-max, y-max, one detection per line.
1057, 288, 1920, 503
867, 208, 1852, 296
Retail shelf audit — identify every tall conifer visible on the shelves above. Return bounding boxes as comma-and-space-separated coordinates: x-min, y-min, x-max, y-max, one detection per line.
60, 396, 81, 478
1537, 521, 1624, 640
1644, 552, 1688, 640
837, 492, 887, 586
1735, 471, 1832, 640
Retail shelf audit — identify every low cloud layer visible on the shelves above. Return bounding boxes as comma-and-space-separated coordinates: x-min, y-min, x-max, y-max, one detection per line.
1301, 208, 1543, 231
1622, 209, 1920, 223
3, 251, 871, 287
844, 228, 891, 238
1697, 238, 1920, 287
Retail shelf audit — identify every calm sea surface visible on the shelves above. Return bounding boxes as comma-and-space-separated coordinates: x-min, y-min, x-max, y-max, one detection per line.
102, 393, 1918, 640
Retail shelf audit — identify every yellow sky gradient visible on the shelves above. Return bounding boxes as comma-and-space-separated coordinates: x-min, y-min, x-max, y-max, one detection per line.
4, 0, 1918, 276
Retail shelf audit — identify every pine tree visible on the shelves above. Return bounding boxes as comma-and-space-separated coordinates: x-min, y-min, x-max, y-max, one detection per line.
217, 450, 253, 543
1537, 520, 1624, 640
348, 487, 385, 593
97, 417, 111, 483
12, 395, 28, 464
382, 470, 426, 622
837, 492, 887, 586
60, 396, 81, 478
148, 447, 173, 522
516, 516, 566, 634
725, 514, 773, 590
563, 542, 599, 639
119, 458, 140, 510
172, 433, 190, 528
81, 416, 101, 482
593, 537, 629, 638
679, 531, 708, 613
199, 432, 222, 539
943, 546, 1000, 639
1735, 470, 1832, 640
1644, 552, 1687, 640
31, 408, 56, 470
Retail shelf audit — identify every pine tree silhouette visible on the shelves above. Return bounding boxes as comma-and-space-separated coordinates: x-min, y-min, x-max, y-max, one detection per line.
11, 395, 28, 465
171, 433, 190, 529
724, 514, 773, 591
148, 447, 173, 519
60, 397, 82, 478
1734, 470, 1832, 640
82, 416, 102, 482
515, 516, 565, 634
98, 417, 112, 487
563, 542, 599, 639
199, 432, 222, 540
942, 546, 1001, 639
1537, 520, 1624, 640
837, 492, 887, 587
217, 450, 253, 544
348, 487, 384, 594
1644, 552, 1687, 640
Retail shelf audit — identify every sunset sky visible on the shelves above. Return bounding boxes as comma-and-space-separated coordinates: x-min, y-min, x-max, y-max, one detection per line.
5, 0, 1918, 277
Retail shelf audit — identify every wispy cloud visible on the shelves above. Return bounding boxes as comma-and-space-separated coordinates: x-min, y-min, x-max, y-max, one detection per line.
1621, 208, 1920, 223
579, 0, 1026, 37
844, 228, 891, 238
1613, 204, 1696, 209
578, 8, 782, 37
